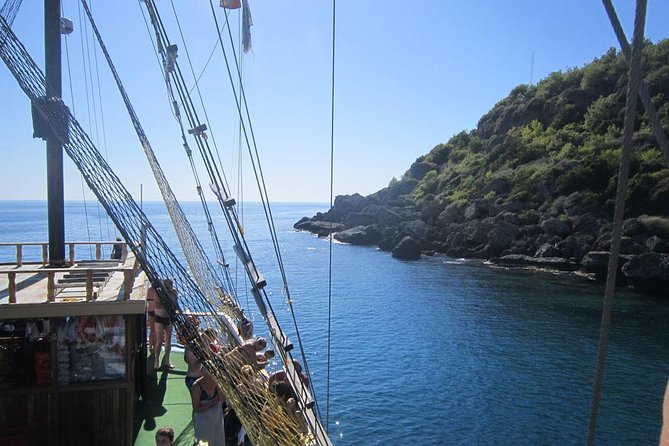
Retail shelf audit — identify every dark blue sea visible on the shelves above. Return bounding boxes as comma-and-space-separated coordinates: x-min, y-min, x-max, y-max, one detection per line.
0, 200, 667, 445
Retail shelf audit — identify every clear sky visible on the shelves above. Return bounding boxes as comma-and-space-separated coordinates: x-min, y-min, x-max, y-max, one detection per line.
1, 1, 668, 203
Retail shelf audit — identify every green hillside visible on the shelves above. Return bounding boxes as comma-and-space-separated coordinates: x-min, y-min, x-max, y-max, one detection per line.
376, 39, 669, 218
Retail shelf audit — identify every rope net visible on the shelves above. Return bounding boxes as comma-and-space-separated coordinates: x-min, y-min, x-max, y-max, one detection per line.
0, 11, 328, 446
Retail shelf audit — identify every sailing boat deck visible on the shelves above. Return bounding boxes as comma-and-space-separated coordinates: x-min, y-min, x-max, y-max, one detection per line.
0, 242, 147, 318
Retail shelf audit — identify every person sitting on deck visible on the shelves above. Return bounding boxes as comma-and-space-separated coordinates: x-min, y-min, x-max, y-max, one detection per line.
239, 336, 270, 369
268, 359, 309, 389
269, 380, 308, 434
204, 327, 221, 353
154, 426, 174, 446
237, 316, 253, 340
110, 236, 124, 260
151, 278, 178, 370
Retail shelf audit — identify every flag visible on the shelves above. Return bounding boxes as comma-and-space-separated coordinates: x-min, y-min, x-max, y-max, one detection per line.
242, 0, 252, 53
220, 0, 241, 9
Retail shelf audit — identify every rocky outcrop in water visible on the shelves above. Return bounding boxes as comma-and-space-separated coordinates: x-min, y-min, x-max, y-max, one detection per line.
294, 193, 669, 292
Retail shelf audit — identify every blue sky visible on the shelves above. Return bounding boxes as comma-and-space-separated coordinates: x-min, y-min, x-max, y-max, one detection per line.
1, 1, 668, 203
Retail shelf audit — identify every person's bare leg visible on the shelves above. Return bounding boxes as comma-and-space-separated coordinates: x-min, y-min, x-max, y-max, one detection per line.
148, 316, 156, 354
153, 322, 165, 369
660, 379, 669, 446
162, 323, 174, 368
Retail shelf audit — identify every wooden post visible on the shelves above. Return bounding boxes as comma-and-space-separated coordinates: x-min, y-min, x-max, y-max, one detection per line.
8, 272, 16, 303
16, 244, 23, 267
95, 243, 101, 260
69, 243, 75, 265
47, 272, 55, 302
42, 243, 48, 265
45, 0, 66, 267
122, 269, 133, 300
86, 269, 94, 301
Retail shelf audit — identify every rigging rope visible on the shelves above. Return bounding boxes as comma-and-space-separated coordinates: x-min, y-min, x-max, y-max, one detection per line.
0, 0, 21, 27
204, 2, 321, 415
80, 2, 330, 444
601, 0, 669, 167
586, 1, 647, 444
0, 10, 327, 445
80, 0, 242, 320
138, 2, 330, 442
326, 0, 336, 432
61, 2, 93, 259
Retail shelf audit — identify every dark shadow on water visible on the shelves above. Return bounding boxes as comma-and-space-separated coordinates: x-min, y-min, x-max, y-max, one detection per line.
132, 353, 169, 442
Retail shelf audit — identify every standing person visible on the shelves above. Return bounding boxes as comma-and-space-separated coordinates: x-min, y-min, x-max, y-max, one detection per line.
154, 426, 174, 446
191, 370, 225, 445
184, 341, 203, 390
146, 284, 156, 355
153, 279, 177, 370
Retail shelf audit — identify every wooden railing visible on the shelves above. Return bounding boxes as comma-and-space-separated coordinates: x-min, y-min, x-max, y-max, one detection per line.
0, 241, 128, 267
2, 266, 136, 303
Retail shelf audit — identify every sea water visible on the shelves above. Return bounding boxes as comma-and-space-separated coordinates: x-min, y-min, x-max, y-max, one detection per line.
0, 200, 667, 445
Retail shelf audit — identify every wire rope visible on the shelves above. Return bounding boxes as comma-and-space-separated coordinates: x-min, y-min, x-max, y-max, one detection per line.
325, 0, 336, 431
586, 1, 647, 444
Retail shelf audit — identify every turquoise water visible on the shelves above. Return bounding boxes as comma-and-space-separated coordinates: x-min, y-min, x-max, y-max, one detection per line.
0, 200, 667, 445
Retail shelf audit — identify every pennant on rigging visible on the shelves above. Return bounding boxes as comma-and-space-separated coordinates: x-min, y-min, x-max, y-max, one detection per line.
220, 0, 241, 9
242, 0, 252, 53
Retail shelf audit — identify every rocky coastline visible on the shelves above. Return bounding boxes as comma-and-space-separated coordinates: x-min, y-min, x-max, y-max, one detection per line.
294, 192, 669, 292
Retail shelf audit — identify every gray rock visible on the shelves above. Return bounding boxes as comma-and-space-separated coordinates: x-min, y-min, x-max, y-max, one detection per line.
400, 220, 430, 240
622, 252, 669, 288
465, 202, 488, 220
572, 213, 601, 236
334, 225, 381, 245
438, 202, 467, 224
294, 220, 344, 236
563, 191, 600, 217
493, 254, 578, 271
646, 236, 669, 253
344, 212, 377, 227
540, 217, 571, 237
580, 251, 634, 278
329, 193, 369, 220
488, 221, 519, 249
622, 218, 643, 237
535, 243, 561, 258
391, 236, 422, 260
358, 204, 402, 226
556, 234, 594, 262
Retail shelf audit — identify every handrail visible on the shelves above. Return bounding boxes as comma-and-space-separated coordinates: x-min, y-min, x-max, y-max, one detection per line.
0, 241, 128, 266
1, 265, 136, 303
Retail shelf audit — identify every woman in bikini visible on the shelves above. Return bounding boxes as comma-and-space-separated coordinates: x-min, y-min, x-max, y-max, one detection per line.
190, 369, 225, 445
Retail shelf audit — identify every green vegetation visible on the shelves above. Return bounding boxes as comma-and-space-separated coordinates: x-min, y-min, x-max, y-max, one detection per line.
386, 39, 669, 218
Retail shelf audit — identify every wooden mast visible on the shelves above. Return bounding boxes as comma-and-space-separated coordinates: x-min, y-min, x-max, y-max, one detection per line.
44, 0, 65, 266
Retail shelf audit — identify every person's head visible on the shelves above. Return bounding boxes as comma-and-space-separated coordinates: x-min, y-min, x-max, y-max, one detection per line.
163, 278, 173, 289
254, 336, 267, 351
155, 426, 174, 446
264, 349, 275, 360
292, 359, 302, 374
204, 327, 217, 343
239, 317, 253, 338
